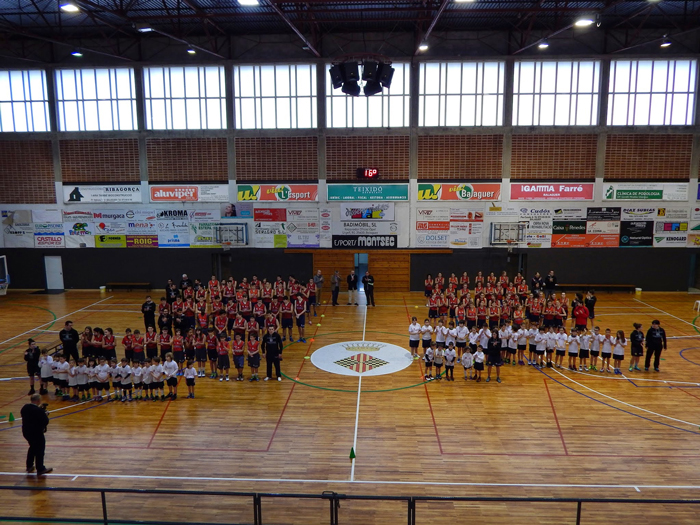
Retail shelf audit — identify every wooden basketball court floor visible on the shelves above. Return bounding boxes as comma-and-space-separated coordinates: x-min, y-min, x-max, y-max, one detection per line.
1, 290, 700, 524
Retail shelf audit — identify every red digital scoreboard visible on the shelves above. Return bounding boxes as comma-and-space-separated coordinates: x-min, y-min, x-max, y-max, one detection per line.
356, 168, 379, 179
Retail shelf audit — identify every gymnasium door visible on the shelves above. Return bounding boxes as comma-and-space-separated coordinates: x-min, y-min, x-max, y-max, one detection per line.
44, 256, 64, 291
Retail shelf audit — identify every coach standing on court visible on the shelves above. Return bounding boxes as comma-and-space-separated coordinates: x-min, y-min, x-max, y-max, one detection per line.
644, 320, 667, 372
544, 270, 557, 299
314, 270, 324, 306
347, 270, 359, 306
262, 326, 283, 381
362, 271, 376, 307
58, 321, 80, 362
141, 295, 156, 330
21, 394, 52, 475
331, 271, 341, 306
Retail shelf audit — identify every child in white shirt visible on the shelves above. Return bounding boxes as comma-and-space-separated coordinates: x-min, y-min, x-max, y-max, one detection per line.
461, 350, 474, 380
132, 362, 143, 400
184, 359, 197, 399
579, 329, 591, 372
554, 327, 567, 369
567, 329, 580, 371
423, 342, 435, 381
473, 346, 485, 382
39, 349, 53, 395
590, 326, 602, 371
408, 317, 421, 358
444, 342, 456, 381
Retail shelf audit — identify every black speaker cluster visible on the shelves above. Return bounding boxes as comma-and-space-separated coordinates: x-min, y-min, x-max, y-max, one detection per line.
329, 61, 394, 97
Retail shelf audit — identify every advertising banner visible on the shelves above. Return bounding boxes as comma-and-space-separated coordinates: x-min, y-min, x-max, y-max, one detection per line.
510, 183, 595, 201
3, 223, 34, 248
604, 183, 688, 201
62, 210, 93, 223
619, 221, 654, 247
526, 233, 552, 249
95, 235, 127, 248
34, 235, 65, 248
621, 208, 657, 221
333, 221, 399, 236
688, 234, 700, 247
417, 183, 501, 201
553, 207, 587, 220
415, 233, 449, 247
158, 232, 190, 248
126, 235, 158, 248
332, 235, 398, 248
34, 223, 64, 235
125, 209, 157, 221
95, 222, 128, 235
126, 220, 158, 235
327, 184, 409, 201
156, 220, 188, 234
64, 222, 95, 248
586, 207, 621, 221
656, 208, 689, 220
237, 184, 318, 202
155, 209, 189, 221
319, 208, 332, 248
254, 222, 287, 248
254, 208, 287, 222
586, 221, 620, 234
149, 184, 229, 203
92, 210, 127, 221
654, 233, 688, 247
188, 210, 221, 223
189, 222, 221, 248
32, 209, 62, 223
340, 203, 395, 221
63, 184, 142, 204
551, 234, 619, 248
655, 221, 688, 233
552, 221, 587, 235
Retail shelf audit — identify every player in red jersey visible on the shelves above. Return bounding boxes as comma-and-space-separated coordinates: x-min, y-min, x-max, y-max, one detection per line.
132, 329, 145, 363
206, 329, 219, 378
424, 274, 434, 298
159, 327, 172, 360
294, 294, 307, 343
231, 333, 246, 381
246, 317, 260, 342
253, 300, 266, 328
280, 296, 294, 342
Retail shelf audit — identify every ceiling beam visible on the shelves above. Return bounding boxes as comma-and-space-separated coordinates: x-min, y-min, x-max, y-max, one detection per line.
415, 0, 450, 55
264, 0, 320, 57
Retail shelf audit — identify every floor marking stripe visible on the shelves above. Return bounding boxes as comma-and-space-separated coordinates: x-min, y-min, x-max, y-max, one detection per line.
0, 471, 699, 490
544, 379, 568, 456
350, 376, 362, 482
632, 298, 696, 329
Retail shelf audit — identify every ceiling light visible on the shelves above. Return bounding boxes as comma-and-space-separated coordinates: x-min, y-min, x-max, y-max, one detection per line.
238, 0, 260, 5
135, 23, 153, 33
341, 81, 361, 97
71, 50, 83, 57
363, 80, 383, 97
187, 48, 196, 54
660, 36, 671, 47
60, 3, 80, 13
454, 0, 476, 2
418, 42, 429, 51
574, 18, 594, 27
538, 40, 549, 49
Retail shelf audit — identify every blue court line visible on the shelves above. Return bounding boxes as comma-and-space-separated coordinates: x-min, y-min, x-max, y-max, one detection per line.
680, 348, 700, 367
537, 368, 700, 436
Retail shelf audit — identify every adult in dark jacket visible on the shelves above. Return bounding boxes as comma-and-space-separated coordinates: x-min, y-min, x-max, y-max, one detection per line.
347, 271, 359, 306
58, 321, 80, 362
362, 271, 375, 307
544, 270, 557, 299
644, 320, 667, 372
530, 273, 543, 295
24, 339, 40, 395
21, 394, 52, 475
141, 296, 156, 330
261, 326, 284, 381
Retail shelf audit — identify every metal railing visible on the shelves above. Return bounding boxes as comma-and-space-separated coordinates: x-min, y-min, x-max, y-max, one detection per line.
0, 485, 699, 525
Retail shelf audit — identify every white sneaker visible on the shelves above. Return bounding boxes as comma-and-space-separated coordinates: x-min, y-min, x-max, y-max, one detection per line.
225, 376, 230, 382
264, 377, 271, 381
219, 377, 223, 382
277, 377, 282, 382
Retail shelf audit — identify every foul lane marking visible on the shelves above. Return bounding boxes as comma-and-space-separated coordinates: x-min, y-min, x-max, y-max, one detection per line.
633, 298, 696, 329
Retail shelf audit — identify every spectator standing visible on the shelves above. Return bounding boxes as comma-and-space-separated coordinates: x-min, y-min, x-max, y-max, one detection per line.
141, 295, 156, 330
58, 321, 80, 362
21, 394, 52, 475
644, 320, 667, 372
544, 270, 557, 299
362, 271, 375, 307
347, 270, 359, 306
261, 326, 284, 381
313, 270, 324, 306
331, 271, 341, 306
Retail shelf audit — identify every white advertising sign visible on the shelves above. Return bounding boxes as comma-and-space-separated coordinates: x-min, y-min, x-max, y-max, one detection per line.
63, 184, 142, 204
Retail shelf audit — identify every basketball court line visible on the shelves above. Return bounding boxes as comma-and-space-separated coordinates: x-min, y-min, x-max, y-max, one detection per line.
0, 471, 699, 491
0, 297, 114, 347
633, 298, 696, 329
548, 367, 700, 429
350, 305, 368, 481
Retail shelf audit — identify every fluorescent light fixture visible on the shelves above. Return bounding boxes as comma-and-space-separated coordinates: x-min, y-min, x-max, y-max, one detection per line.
71, 50, 83, 57
538, 40, 549, 49
187, 48, 196, 54
135, 23, 153, 33
60, 3, 80, 12
660, 39, 671, 47
418, 42, 429, 51
238, 0, 260, 5
574, 18, 594, 27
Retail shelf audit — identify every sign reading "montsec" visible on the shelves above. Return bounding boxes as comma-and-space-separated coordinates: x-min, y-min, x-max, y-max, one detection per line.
510, 183, 595, 201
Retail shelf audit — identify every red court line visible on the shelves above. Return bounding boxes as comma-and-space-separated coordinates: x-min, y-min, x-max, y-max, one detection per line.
544, 378, 569, 456
676, 387, 700, 401
293, 304, 329, 379
264, 382, 296, 452
147, 395, 175, 448
0, 392, 28, 410
417, 360, 444, 455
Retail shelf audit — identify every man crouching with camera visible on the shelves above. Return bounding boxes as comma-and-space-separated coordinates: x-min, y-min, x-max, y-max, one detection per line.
21, 394, 52, 475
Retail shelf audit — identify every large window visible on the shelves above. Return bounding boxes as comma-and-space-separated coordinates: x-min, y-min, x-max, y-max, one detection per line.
233, 64, 316, 129
327, 63, 409, 128
144, 66, 226, 130
419, 61, 504, 126
0, 70, 50, 132
608, 59, 696, 126
513, 60, 600, 126
55, 68, 137, 131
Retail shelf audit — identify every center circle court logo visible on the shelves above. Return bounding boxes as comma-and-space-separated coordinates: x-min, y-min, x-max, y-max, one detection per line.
310, 341, 413, 377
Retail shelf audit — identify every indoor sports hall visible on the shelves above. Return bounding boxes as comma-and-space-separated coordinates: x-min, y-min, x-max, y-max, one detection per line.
2, 1, 700, 523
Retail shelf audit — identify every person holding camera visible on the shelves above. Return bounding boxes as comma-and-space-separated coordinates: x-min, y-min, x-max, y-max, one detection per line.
21, 394, 52, 475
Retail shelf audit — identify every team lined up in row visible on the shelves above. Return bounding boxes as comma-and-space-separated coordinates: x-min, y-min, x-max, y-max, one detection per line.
409, 317, 668, 383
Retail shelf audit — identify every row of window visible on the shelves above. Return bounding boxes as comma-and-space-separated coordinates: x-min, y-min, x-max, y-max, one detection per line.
0, 59, 696, 132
